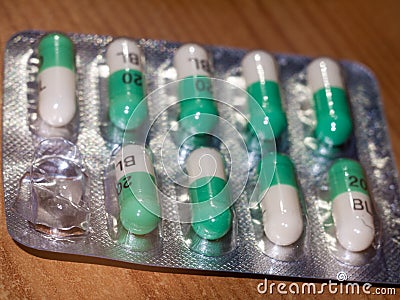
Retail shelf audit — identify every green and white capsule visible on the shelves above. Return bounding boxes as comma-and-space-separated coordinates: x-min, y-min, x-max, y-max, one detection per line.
186, 147, 232, 240
38, 33, 76, 127
328, 159, 374, 252
241, 51, 287, 140
106, 38, 147, 130
114, 144, 160, 235
258, 154, 303, 246
174, 44, 218, 135
307, 57, 353, 146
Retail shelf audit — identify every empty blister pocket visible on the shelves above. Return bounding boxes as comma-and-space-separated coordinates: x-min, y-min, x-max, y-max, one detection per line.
14, 138, 90, 237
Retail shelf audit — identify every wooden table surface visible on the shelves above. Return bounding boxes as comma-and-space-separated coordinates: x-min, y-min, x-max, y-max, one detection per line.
1, 0, 399, 299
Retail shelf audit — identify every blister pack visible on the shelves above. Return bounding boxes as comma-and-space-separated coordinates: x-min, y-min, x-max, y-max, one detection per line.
3, 31, 400, 284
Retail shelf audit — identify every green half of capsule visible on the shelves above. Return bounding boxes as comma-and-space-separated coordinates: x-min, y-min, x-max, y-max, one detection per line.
328, 158, 369, 200
108, 69, 147, 130
258, 153, 297, 191
178, 76, 219, 134
247, 81, 287, 140
117, 172, 160, 235
189, 176, 232, 240
181, 134, 217, 150
314, 87, 353, 146
39, 33, 75, 72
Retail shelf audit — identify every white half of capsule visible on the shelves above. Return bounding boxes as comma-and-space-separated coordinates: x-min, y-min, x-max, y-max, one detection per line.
306, 57, 344, 92
332, 191, 375, 252
114, 144, 155, 181
173, 43, 210, 80
186, 147, 226, 185
38, 67, 76, 127
106, 38, 142, 74
260, 184, 303, 246
241, 50, 278, 87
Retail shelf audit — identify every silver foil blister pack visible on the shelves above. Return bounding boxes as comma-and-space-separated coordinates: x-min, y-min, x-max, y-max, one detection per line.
3, 31, 400, 284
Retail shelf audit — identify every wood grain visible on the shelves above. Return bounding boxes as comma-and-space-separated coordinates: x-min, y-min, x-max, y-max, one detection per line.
1, 0, 399, 299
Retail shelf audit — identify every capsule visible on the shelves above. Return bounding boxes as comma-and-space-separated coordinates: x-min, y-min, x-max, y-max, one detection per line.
174, 44, 218, 135
186, 147, 232, 240
258, 154, 303, 246
106, 38, 147, 130
241, 51, 287, 140
114, 144, 160, 235
38, 33, 76, 127
307, 57, 353, 146
328, 159, 374, 252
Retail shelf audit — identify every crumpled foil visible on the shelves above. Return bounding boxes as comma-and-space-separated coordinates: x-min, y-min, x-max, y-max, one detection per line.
3, 30, 400, 284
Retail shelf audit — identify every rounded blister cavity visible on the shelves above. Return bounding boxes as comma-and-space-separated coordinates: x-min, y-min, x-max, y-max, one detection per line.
241, 50, 287, 141
28, 33, 79, 142
182, 147, 237, 256
14, 138, 90, 238
306, 57, 353, 149
251, 153, 307, 261
107, 38, 148, 130
318, 158, 380, 266
99, 38, 149, 144
174, 43, 219, 139
103, 144, 161, 252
